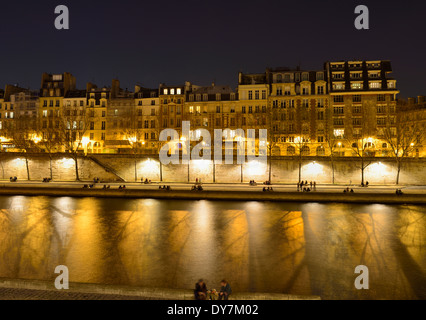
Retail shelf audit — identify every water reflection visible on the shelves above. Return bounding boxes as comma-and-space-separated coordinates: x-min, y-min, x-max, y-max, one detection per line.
0, 196, 424, 299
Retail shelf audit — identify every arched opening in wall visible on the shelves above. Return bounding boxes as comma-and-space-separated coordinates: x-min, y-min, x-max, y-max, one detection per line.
287, 146, 295, 156
316, 146, 325, 156
272, 146, 281, 156
276, 74, 282, 83
301, 146, 310, 156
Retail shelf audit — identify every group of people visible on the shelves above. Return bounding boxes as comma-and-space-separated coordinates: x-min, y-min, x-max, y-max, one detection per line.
159, 185, 171, 190
141, 178, 152, 184
262, 187, 274, 192
249, 180, 257, 186
42, 177, 51, 183
102, 185, 111, 189
82, 184, 95, 189
195, 178, 202, 184
93, 177, 101, 184
191, 185, 203, 191
9, 176, 18, 182
194, 279, 232, 300
361, 181, 369, 187
395, 189, 404, 195
297, 180, 316, 192
118, 185, 127, 189
343, 187, 354, 193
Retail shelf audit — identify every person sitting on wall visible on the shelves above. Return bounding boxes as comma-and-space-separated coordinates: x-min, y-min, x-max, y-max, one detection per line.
144, 178, 149, 184
343, 189, 347, 193
366, 181, 369, 187
194, 279, 207, 300
218, 280, 232, 301
197, 185, 203, 191
263, 187, 266, 192
350, 189, 354, 193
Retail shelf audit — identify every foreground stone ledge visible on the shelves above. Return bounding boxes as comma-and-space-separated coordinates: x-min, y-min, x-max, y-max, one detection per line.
0, 186, 424, 205
0, 278, 320, 300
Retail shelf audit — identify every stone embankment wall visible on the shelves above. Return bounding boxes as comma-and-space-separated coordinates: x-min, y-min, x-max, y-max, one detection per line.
0, 153, 424, 185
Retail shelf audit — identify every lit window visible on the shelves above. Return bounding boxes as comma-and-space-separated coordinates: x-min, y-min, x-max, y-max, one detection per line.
176, 88, 181, 95
170, 88, 175, 95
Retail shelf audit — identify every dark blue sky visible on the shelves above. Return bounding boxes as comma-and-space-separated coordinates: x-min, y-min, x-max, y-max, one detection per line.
0, 0, 425, 97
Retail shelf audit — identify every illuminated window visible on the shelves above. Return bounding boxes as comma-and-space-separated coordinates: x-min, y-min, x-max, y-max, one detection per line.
170, 88, 175, 95
369, 82, 382, 89
351, 82, 363, 90
333, 129, 345, 138
176, 88, 181, 95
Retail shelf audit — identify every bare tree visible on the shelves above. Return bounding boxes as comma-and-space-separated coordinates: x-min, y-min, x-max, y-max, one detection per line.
37, 124, 61, 180
58, 106, 89, 180
7, 114, 37, 180
383, 115, 424, 184
324, 128, 339, 184
290, 134, 311, 184
121, 106, 144, 182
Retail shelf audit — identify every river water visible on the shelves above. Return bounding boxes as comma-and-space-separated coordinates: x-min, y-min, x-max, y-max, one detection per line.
0, 196, 424, 299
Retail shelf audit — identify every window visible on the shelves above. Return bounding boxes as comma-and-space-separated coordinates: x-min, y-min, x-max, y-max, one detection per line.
370, 82, 382, 89
334, 95, 344, 103
352, 118, 361, 126
333, 129, 345, 139
316, 72, 324, 81
377, 117, 386, 125
333, 106, 344, 114
317, 86, 324, 94
255, 90, 260, 99
377, 94, 386, 101
377, 105, 386, 113
248, 91, 253, 100
317, 136, 324, 143
262, 90, 266, 99
333, 118, 344, 126
351, 82, 363, 90
333, 73, 344, 80
333, 83, 345, 90
353, 106, 361, 114
176, 88, 181, 95
189, 106, 193, 114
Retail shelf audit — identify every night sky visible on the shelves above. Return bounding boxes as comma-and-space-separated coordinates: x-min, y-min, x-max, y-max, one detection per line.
0, 0, 425, 97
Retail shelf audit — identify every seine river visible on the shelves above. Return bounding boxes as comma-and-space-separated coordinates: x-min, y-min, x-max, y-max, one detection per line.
0, 196, 424, 299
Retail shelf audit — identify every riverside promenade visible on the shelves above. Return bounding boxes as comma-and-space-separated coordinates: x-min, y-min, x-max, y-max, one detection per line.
0, 278, 320, 300
0, 180, 425, 204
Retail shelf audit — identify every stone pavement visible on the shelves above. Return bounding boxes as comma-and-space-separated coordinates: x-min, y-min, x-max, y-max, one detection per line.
0, 287, 157, 300
0, 278, 320, 300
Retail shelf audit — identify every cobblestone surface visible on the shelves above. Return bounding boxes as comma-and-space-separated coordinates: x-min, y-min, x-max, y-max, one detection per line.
0, 287, 160, 300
